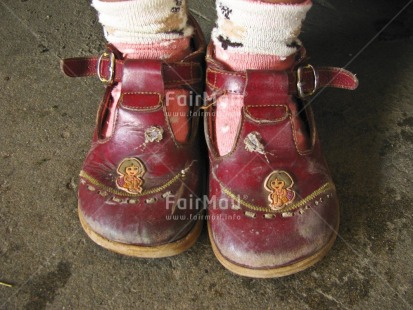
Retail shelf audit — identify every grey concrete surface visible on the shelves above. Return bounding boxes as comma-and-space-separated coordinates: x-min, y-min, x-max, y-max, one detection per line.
0, 0, 412, 309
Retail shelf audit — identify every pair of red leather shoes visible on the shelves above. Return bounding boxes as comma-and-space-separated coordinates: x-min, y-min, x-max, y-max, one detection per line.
61, 16, 358, 277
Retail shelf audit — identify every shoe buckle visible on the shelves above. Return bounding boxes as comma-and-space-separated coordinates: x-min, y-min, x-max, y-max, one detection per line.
97, 51, 115, 85
297, 64, 319, 98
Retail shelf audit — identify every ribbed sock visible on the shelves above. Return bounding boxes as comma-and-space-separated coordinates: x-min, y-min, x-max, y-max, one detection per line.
92, 0, 192, 60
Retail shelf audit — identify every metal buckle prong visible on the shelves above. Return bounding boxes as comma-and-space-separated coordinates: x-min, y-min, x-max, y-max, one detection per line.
97, 51, 115, 85
297, 64, 319, 98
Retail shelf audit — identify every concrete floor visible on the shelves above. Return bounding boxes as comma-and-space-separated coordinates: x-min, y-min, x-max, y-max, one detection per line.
0, 0, 412, 309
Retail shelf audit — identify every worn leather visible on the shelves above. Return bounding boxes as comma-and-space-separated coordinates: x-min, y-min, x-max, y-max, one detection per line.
206, 50, 358, 97
63, 15, 206, 246
61, 55, 202, 89
205, 42, 358, 269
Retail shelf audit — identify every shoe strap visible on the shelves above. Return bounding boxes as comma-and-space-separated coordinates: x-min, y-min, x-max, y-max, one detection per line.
206, 65, 358, 99
61, 54, 203, 88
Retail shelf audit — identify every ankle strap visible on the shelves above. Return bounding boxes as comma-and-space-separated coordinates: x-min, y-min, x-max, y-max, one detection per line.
206, 65, 358, 99
61, 53, 203, 88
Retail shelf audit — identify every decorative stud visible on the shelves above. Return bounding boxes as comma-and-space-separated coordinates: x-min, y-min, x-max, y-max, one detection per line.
162, 191, 172, 198
112, 197, 122, 203
231, 204, 242, 210
145, 197, 157, 204
264, 213, 275, 219
282, 212, 293, 218
245, 211, 257, 218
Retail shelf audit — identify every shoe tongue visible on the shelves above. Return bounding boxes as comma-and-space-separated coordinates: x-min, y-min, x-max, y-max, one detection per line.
121, 59, 165, 94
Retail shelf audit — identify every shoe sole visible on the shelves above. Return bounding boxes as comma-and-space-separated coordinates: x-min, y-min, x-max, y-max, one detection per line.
78, 207, 203, 258
208, 218, 339, 278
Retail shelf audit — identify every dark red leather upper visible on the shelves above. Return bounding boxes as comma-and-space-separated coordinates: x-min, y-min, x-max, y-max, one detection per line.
62, 16, 206, 246
205, 43, 358, 268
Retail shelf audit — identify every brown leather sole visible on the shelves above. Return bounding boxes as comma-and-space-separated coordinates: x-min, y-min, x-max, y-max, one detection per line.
79, 207, 203, 258
208, 218, 339, 278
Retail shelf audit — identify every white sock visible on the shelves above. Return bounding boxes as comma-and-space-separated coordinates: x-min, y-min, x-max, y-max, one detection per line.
92, 0, 193, 45
212, 0, 312, 57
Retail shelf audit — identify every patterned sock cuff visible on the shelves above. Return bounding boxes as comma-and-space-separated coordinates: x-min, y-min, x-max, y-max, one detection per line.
92, 0, 193, 44
212, 0, 312, 57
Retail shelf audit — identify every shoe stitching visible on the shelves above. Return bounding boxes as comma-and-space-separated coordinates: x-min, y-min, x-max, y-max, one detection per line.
244, 104, 289, 124
79, 170, 183, 197
218, 180, 335, 213
120, 92, 162, 111
211, 167, 335, 213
